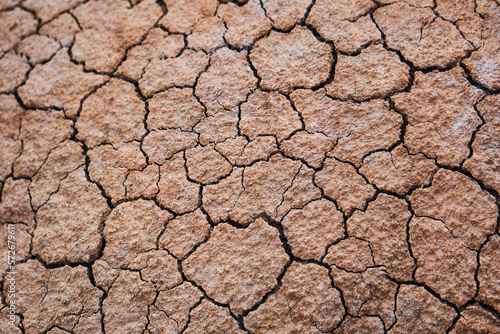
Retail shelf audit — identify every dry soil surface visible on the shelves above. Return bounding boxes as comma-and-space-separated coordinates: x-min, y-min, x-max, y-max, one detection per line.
0, 0, 500, 333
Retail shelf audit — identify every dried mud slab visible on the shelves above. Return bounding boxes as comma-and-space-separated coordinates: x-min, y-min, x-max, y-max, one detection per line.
282, 199, 344, 260
159, 0, 218, 34
153, 282, 203, 332
159, 209, 210, 259
88, 142, 147, 204
333, 316, 385, 334
157, 152, 200, 214
478, 235, 500, 313
463, 40, 500, 91
327, 44, 410, 101
316, 158, 375, 214
147, 306, 178, 333
390, 285, 456, 333
102, 199, 172, 268
360, 144, 438, 196
347, 194, 414, 281
202, 167, 244, 223
462, 9, 500, 91
5, 260, 103, 334
464, 94, 500, 193
0, 0, 19, 10
187, 16, 226, 52
14, 108, 73, 178
281, 131, 335, 168
18, 49, 108, 119
33, 167, 110, 265
250, 26, 332, 93
124, 164, 159, 199
185, 144, 232, 184
291, 89, 402, 167
231, 136, 279, 166
0, 52, 30, 93
245, 262, 344, 333
147, 88, 204, 131
72, 0, 162, 72
409, 169, 497, 250
139, 50, 209, 97
276, 164, 322, 220
23, 0, 85, 23
143, 129, 198, 165
261, 0, 310, 31
0, 95, 24, 181
373, 2, 473, 69
38, 13, 81, 47
240, 90, 302, 142
76, 78, 146, 147
324, 237, 374, 272
104, 270, 155, 334
0, 94, 23, 138
183, 219, 288, 314
184, 299, 246, 334
435, 0, 476, 21
217, 0, 272, 49
330, 267, 397, 328
91, 259, 119, 292
0, 8, 37, 54
194, 108, 239, 145
128, 249, 182, 290
0, 131, 20, 180
17, 35, 61, 65
29, 140, 85, 210
392, 67, 485, 167
454, 14, 485, 49
230, 154, 301, 225
450, 304, 500, 334
214, 137, 249, 165
409, 216, 477, 306
0, 178, 34, 227
307, 0, 380, 54
116, 28, 184, 81
196, 48, 257, 114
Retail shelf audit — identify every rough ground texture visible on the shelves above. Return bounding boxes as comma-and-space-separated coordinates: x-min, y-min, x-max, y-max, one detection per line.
0, 0, 499, 333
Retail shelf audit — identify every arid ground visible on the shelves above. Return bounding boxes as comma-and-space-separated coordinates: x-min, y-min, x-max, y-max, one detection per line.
0, 0, 499, 333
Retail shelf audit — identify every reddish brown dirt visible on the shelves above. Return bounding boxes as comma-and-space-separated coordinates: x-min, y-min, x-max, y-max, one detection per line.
0, 0, 499, 333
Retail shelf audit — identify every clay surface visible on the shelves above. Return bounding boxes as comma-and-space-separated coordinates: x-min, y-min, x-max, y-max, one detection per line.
250, 26, 332, 93
464, 95, 500, 193
326, 44, 410, 101
245, 262, 345, 333
373, 2, 473, 69
184, 219, 288, 314
2, 0, 499, 333
392, 67, 484, 167
409, 169, 497, 250
307, 0, 380, 54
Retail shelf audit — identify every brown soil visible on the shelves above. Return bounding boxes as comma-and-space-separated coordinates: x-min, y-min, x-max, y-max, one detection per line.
1, 0, 499, 333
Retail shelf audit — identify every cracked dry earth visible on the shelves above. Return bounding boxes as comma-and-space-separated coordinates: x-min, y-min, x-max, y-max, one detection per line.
1, 0, 500, 333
